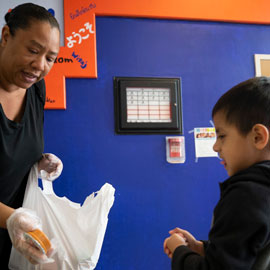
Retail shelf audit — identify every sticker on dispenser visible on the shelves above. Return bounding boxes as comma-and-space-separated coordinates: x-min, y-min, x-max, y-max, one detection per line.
166, 136, 185, 163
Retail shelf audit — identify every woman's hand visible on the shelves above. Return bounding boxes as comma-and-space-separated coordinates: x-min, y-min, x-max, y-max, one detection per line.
6, 208, 52, 264
38, 153, 63, 181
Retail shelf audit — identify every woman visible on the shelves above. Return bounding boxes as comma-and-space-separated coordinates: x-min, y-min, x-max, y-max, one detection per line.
0, 3, 63, 267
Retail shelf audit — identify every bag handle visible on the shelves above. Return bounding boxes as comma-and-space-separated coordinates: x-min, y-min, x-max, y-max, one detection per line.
41, 179, 54, 194
33, 163, 54, 194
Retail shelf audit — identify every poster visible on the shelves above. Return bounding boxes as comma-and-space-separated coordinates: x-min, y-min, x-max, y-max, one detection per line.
194, 127, 218, 158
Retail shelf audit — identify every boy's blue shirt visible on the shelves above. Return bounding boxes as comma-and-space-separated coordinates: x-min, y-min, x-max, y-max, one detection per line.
172, 160, 270, 270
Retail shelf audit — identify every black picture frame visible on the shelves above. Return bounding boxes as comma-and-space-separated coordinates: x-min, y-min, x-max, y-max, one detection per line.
114, 77, 183, 134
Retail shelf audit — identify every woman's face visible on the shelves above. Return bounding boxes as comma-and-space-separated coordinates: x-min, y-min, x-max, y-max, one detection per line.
0, 20, 60, 89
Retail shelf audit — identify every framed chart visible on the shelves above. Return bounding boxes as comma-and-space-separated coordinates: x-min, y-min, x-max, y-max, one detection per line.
114, 77, 182, 134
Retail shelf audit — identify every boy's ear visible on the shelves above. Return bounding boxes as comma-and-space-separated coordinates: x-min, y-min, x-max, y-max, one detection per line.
252, 124, 269, 150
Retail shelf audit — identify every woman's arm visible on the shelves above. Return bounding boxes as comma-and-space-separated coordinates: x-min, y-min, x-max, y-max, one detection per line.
0, 202, 14, 228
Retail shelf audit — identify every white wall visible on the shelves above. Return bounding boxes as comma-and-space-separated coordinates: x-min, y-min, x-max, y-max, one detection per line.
0, 0, 64, 45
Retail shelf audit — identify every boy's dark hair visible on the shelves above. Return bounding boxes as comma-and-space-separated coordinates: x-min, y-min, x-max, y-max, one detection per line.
4, 3, 60, 36
212, 76, 270, 135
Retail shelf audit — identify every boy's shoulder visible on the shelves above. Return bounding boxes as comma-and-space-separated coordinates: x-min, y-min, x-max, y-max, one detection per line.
221, 160, 270, 192
237, 160, 270, 180
216, 161, 270, 224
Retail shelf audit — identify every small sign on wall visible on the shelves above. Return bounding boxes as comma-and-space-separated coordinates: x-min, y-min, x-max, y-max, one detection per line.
194, 127, 218, 158
254, 54, 270, 76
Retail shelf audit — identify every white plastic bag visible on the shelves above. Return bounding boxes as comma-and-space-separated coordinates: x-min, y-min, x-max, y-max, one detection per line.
9, 164, 115, 270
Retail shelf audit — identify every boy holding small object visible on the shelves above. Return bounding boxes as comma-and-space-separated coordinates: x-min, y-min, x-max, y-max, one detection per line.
164, 77, 270, 270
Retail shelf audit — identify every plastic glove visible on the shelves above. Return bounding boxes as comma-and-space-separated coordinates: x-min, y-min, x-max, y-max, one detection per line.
6, 208, 53, 264
38, 153, 63, 181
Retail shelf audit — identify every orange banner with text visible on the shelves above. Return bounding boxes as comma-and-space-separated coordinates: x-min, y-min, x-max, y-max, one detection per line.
45, 0, 270, 109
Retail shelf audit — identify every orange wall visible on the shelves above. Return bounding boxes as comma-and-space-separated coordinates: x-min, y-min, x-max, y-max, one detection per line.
93, 0, 270, 24
46, 0, 270, 109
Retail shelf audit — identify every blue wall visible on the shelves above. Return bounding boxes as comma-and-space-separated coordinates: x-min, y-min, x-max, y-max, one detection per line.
44, 17, 270, 269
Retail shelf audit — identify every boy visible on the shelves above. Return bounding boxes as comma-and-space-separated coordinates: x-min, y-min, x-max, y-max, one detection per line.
163, 77, 270, 270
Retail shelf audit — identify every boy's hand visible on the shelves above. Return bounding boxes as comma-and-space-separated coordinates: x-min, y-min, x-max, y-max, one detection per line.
164, 233, 187, 258
169, 227, 205, 256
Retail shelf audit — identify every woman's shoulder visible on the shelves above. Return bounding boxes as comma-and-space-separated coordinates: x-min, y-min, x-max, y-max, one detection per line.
30, 79, 46, 105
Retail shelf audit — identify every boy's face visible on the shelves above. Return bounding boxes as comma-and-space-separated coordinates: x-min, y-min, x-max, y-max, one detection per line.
213, 111, 257, 177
